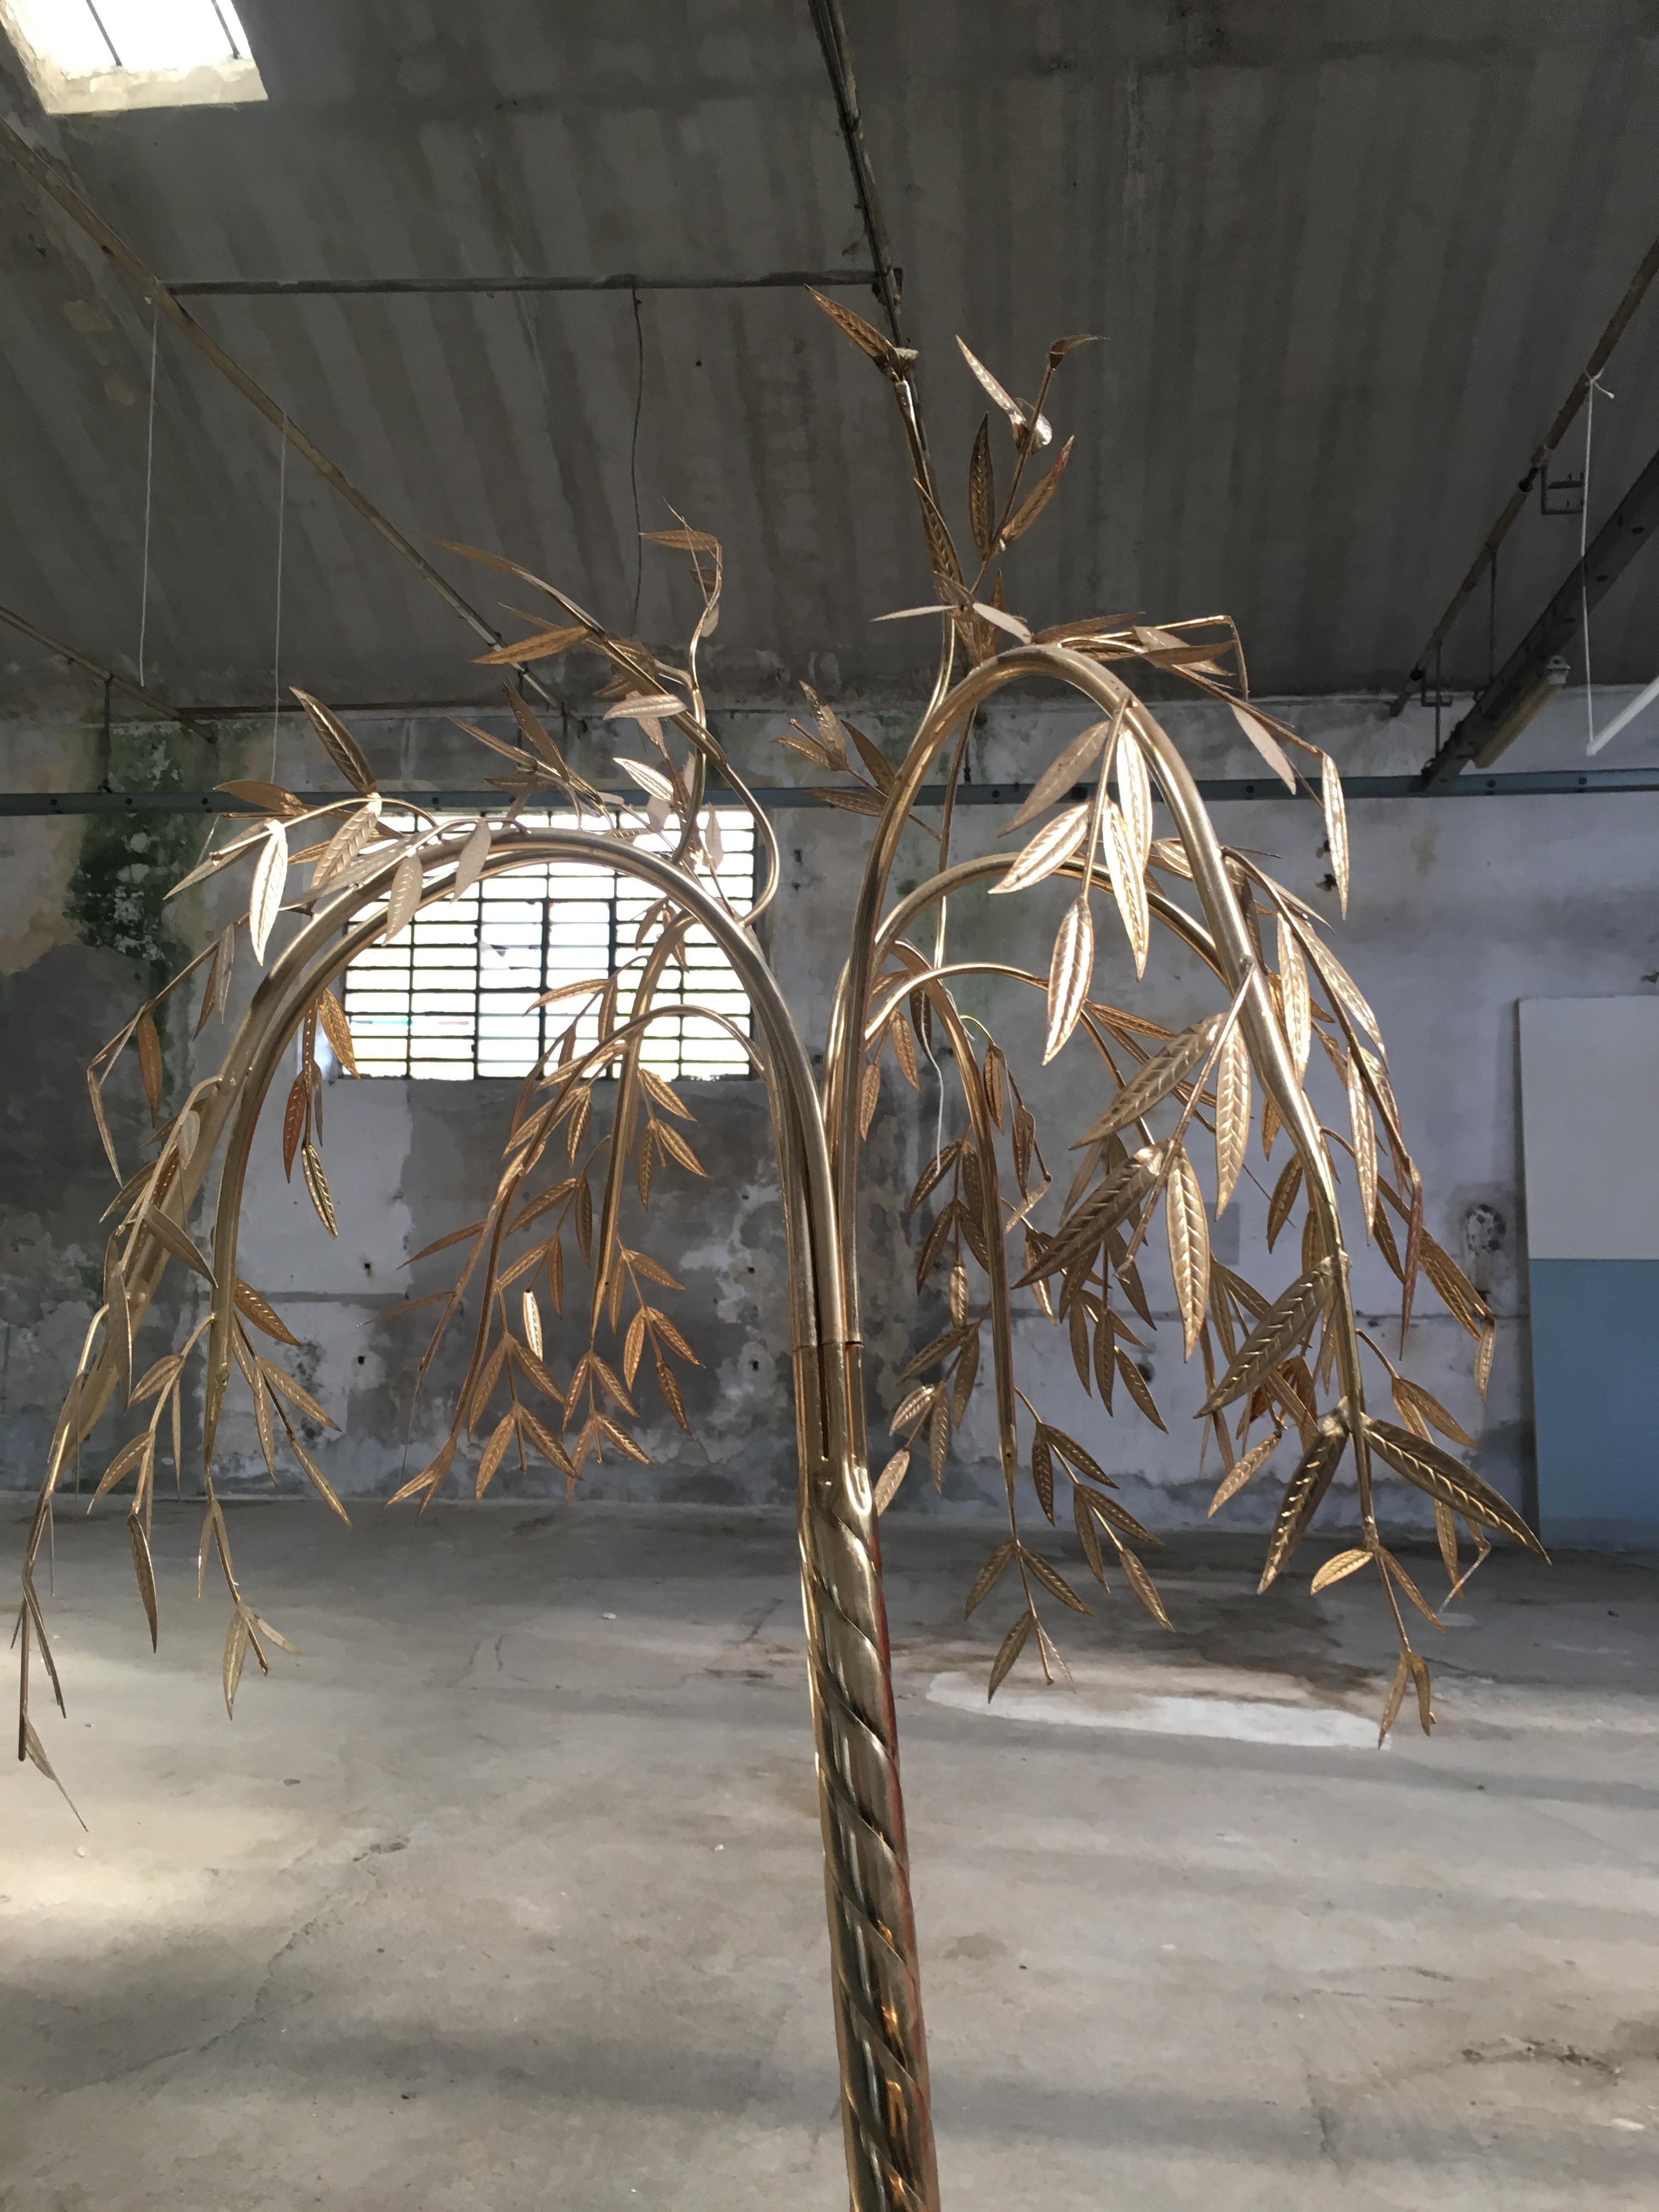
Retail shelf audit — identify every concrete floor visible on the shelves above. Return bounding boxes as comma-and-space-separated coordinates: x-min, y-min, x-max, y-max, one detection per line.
1, 1501, 1655, 2210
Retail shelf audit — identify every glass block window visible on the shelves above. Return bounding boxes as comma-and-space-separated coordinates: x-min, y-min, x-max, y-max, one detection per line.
2, 0, 267, 113
341, 809, 756, 1082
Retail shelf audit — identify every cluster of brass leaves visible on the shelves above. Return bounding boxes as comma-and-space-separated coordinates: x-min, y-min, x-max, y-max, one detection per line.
15, 529, 760, 1804
16, 296, 1544, 1804
384, 1019, 711, 1511
803, 290, 1542, 1738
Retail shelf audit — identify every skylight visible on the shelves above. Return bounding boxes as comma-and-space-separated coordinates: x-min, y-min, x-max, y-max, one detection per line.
1, 0, 266, 113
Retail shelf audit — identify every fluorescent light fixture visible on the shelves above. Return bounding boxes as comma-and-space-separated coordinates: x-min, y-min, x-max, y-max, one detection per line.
1, 0, 265, 113
1471, 656, 1569, 769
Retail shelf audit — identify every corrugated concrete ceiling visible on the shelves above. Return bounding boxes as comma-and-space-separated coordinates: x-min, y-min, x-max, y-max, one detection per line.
2, 0, 1658, 716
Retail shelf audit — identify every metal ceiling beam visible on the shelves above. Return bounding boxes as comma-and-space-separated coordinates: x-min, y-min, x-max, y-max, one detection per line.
0, 115, 559, 712
0, 597, 217, 744
167, 270, 884, 298
8, 768, 1659, 817
1419, 439, 1659, 788
1390, 228, 1659, 718
805, 0, 906, 346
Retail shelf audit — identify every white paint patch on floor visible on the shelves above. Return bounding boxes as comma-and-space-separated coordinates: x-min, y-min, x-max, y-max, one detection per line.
927, 1671, 1383, 1748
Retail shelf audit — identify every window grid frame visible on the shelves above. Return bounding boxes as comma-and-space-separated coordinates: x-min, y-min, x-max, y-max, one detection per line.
341, 809, 757, 1085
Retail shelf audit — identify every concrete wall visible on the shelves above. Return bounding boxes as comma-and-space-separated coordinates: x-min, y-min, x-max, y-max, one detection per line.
3, 684, 1656, 1533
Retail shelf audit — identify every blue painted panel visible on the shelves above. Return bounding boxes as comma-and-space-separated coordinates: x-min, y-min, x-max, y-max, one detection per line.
1530, 1259, 1659, 1546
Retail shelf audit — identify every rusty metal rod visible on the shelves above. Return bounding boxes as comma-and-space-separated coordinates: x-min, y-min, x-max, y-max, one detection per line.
167, 270, 884, 298
806, 0, 907, 347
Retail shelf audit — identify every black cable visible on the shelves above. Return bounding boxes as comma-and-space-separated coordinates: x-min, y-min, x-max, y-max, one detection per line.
629, 285, 645, 636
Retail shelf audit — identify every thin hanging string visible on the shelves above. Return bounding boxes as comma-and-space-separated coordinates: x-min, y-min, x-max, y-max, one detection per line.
137, 302, 159, 686
270, 416, 288, 778
919, 1020, 945, 1164
1580, 373, 1614, 751
628, 285, 645, 635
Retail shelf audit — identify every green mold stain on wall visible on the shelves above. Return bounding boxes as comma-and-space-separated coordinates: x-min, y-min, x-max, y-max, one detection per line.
66, 730, 205, 995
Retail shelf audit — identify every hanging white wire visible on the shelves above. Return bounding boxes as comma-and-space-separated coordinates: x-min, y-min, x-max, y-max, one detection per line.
270, 417, 287, 778
1585, 668, 1659, 755
1579, 373, 1614, 752
137, 302, 158, 686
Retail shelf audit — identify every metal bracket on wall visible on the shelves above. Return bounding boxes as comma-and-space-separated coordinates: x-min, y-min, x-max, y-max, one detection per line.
1539, 467, 1585, 517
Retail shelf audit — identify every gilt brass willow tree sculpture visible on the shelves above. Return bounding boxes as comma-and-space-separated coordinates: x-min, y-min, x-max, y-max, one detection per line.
15, 297, 1539, 2211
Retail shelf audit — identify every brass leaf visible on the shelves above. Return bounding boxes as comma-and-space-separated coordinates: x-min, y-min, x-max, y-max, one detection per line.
1214, 1025, 1250, 1214
967, 416, 995, 559
1229, 702, 1297, 790
992, 800, 1090, 896
1363, 1418, 1546, 1558
315, 986, 360, 1078
1164, 1142, 1210, 1359
1075, 1014, 1218, 1148
812, 287, 910, 370
1266, 1153, 1303, 1251
1390, 1376, 1473, 1449
301, 1143, 339, 1236
987, 1610, 1031, 1700
260, 1360, 337, 1431
1206, 1426, 1282, 1516
873, 1448, 910, 1515
1115, 729, 1153, 872
1347, 1055, 1378, 1239
1277, 918, 1310, 1080
1006, 718, 1113, 832
123, 1513, 159, 1648
135, 1009, 164, 1118
1114, 1541, 1173, 1629
311, 797, 383, 887
1115, 1348, 1166, 1431
1322, 755, 1350, 915
1024, 1548, 1089, 1613
1258, 1415, 1348, 1592
1030, 1427, 1055, 1520
1000, 435, 1074, 547
1043, 894, 1094, 1063
956, 336, 1023, 427
383, 850, 424, 943
1201, 1259, 1333, 1414
294, 690, 377, 794
476, 1412, 516, 1499
1310, 1547, 1369, 1595
1102, 799, 1149, 975
249, 822, 288, 964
